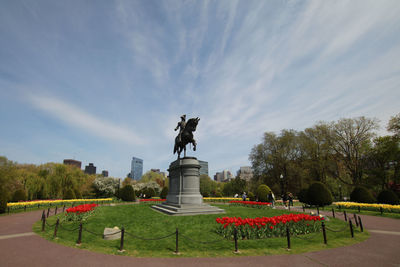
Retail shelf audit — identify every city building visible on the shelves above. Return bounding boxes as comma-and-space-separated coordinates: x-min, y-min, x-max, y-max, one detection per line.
237, 166, 253, 181
198, 160, 209, 176
214, 170, 234, 182
63, 159, 82, 169
101, 170, 109, 177
84, 163, 96, 175
131, 157, 143, 180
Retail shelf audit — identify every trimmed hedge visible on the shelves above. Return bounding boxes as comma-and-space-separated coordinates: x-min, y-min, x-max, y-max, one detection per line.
307, 182, 333, 207
248, 192, 256, 201
377, 190, 399, 205
120, 185, 136, 201
350, 186, 375, 203
297, 188, 309, 204
12, 189, 27, 202
160, 187, 168, 199
256, 185, 271, 202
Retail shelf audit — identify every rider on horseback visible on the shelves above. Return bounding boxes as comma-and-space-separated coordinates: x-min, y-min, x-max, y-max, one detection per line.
174, 114, 186, 143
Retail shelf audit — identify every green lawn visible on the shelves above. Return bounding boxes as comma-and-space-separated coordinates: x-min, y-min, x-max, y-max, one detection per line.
33, 204, 369, 257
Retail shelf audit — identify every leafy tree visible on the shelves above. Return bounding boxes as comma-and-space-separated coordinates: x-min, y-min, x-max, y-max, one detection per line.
12, 189, 27, 202
200, 175, 217, 197
92, 177, 119, 197
160, 187, 168, 199
387, 113, 400, 138
64, 188, 76, 199
140, 171, 166, 188
328, 117, 379, 185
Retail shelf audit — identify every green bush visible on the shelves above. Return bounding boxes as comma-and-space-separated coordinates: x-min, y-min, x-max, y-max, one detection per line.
120, 185, 136, 201
12, 189, 27, 202
297, 188, 309, 204
248, 192, 256, 201
214, 190, 223, 198
377, 190, 399, 205
142, 187, 156, 199
350, 186, 375, 203
256, 184, 271, 202
0, 190, 7, 213
160, 187, 168, 199
64, 188, 76, 200
307, 182, 333, 207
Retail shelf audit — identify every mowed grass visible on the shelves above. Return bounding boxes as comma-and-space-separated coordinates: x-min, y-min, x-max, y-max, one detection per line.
33, 204, 369, 257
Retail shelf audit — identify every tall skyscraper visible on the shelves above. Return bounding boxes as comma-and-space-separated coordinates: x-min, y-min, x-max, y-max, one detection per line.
84, 163, 96, 175
131, 157, 143, 180
198, 160, 209, 176
237, 166, 253, 181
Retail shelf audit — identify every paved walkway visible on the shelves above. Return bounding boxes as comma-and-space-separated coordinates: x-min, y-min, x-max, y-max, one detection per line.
0, 208, 399, 267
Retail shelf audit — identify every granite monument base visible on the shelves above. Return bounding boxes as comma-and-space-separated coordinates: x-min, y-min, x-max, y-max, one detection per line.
151, 157, 224, 216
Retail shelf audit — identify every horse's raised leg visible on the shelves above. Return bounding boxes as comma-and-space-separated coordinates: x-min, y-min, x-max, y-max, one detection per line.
193, 139, 197, 151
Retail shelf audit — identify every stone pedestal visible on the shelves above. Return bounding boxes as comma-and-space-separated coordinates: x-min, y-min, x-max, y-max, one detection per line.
152, 157, 224, 216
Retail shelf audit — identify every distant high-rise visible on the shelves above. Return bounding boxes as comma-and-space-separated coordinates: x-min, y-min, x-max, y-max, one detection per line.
214, 170, 234, 182
84, 163, 96, 175
198, 160, 209, 176
237, 166, 253, 181
131, 157, 143, 180
63, 159, 82, 169
102, 170, 109, 177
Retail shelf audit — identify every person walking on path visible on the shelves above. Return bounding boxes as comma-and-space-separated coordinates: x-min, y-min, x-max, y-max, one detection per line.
288, 192, 293, 207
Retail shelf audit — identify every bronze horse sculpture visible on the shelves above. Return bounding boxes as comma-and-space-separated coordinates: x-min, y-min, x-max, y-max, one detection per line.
174, 117, 200, 158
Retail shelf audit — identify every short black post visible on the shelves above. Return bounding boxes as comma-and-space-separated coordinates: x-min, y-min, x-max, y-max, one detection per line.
77, 223, 83, 245
358, 206, 360, 213
317, 206, 320, 215
338, 205, 341, 210
7, 207, 10, 214
358, 216, 364, 232
380, 207, 383, 215
286, 226, 291, 249
302, 205, 305, 212
234, 227, 238, 253
332, 208, 335, 218
42, 216, 46, 232
344, 210, 347, 221
322, 222, 327, 244
41, 210, 45, 220
354, 214, 359, 227
349, 219, 354, 238
53, 219, 59, 238
175, 228, 179, 254
63, 205, 66, 212
119, 227, 125, 252
47, 207, 50, 218
55, 206, 58, 215
24, 205, 26, 212
38, 204, 40, 209
288, 204, 291, 211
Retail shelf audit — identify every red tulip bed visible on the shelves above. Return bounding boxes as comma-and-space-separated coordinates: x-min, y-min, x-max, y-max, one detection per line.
229, 200, 271, 208
65, 203, 97, 222
216, 213, 324, 239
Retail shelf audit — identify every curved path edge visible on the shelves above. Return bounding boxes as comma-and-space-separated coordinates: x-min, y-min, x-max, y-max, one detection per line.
0, 209, 399, 266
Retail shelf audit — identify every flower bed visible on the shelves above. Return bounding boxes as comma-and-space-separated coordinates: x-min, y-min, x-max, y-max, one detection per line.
229, 200, 271, 208
216, 213, 323, 239
65, 203, 98, 222
7, 198, 112, 210
334, 202, 400, 213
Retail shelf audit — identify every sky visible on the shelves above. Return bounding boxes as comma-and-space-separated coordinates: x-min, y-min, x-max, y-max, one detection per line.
0, 0, 399, 178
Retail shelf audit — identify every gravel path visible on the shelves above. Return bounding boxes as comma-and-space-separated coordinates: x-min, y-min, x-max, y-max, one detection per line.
0, 207, 399, 267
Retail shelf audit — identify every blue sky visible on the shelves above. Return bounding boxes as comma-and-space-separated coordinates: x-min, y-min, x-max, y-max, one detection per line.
1, 0, 399, 178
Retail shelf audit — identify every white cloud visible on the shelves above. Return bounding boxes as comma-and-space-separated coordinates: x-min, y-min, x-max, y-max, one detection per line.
28, 95, 146, 146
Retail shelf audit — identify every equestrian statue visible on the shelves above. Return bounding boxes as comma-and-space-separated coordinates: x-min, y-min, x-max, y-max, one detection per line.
173, 115, 200, 158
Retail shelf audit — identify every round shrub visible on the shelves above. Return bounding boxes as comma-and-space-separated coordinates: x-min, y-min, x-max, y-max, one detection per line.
297, 188, 309, 204
377, 190, 399, 205
120, 185, 136, 201
248, 192, 256, 201
214, 190, 222, 198
143, 187, 156, 199
0, 191, 7, 214
12, 189, 27, 202
256, 184, 271, 202
350, 186, 375, 203
307, 182, 333, 207
64, 188, 76, 200
160, 187, 168, 199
